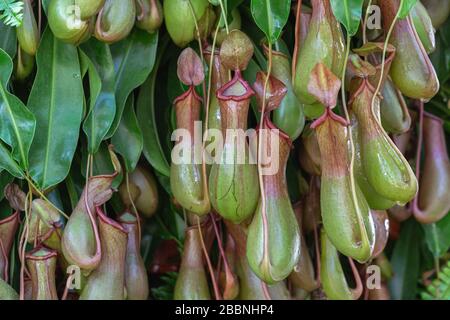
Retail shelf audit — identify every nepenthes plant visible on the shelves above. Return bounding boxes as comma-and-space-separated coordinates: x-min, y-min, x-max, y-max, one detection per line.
0, 0, 448, 302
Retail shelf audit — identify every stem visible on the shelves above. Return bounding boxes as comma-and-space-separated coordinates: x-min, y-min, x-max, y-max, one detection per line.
292, 0, 303, 83
341, 34, 369, 256
89, 153, 94, 177
217, 0, 232, 82
341, 35, 351, 120
188, 0, 211, 209
362, 0, 372, 45
257, 42, 273, 286
196, 216, 222, 300
371, 7, 400, 110
38, 0, 41, 34
210, 214, 233, 288
22, 174, 69, 220
125, 173, 141, 247
262, 281, 272, 300
218, 0, 230, 34
203, 23, 221, 154
349, 257, 363, 300
33, 218, 40, 247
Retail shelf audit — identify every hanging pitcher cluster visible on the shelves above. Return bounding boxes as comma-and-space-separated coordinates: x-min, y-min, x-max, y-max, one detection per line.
168, 0, 449, 301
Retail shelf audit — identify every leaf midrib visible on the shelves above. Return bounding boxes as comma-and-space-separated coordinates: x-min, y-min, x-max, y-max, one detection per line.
344, 0, 351, 31
114, 36, 133, 93
265, 0, 273, 43
149, 64, 169, 170
108, 35, 133, 137
0, 81, 27, 168
41, 35, 57, 188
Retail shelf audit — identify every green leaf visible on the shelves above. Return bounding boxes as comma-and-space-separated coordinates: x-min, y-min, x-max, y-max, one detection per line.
0, 48, 35, 169
0, 0, 23, 27
243, 58, 262, 118
112, 95, 143, 172
228, 0, 244, 11
80, 39, 117, 154
422, 213, 450, 258
42, 0, 50, 12
430, 30, 450, 84
226, 0, 244, 21
389, 218, 422, 300
65, 169, 82, 210
79, 51, 101, 147
0, 21, 16, 58
0, 141, 23, 178
106, 29, 158, 138
166, 52, 187, 103
250, 0, 291, 44
398, 0, 418, 19
136, 41, 171, 177
330, 0, 365, 36
27, 28, 84, 190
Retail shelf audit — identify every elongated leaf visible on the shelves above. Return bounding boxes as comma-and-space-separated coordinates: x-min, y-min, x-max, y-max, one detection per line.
250, 0, 291, 44
389, 218, 422, 300
112, 95, 143, 172
80, 39, 117, 154
422, 213, 450, 258
430, 31, 450, 84
330, 0, 365, 36
137, 37, 170, 177
106, 29, 158, 138
0, 21, 16, 58
166, 54, 187, 104
66, 167, 83, 210
0, 48, 35, 169
0, 141, 23, 178
27, 27, 84, 190
398, 0, 418, 19
137, 67, 170, 177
